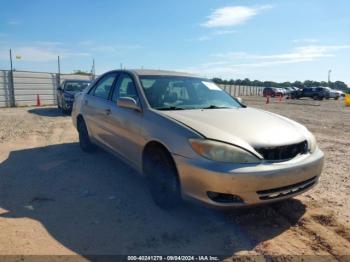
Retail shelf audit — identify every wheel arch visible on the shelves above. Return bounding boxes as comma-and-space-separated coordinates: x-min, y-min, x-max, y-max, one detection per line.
142, 140, 179, 177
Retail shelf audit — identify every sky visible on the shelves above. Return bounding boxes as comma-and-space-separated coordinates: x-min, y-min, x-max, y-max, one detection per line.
0, 0, 349, 84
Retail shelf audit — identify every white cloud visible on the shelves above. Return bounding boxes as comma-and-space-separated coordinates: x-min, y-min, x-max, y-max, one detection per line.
0, 42, 89, 62
187, 30, 236, 42
185, 44, 350, 78
186, 35, 211, 42
215, 45, 350, 64
293, 38, 319, 44
79, 42, 142, 54
213, 29, 237, 35
89, 44, 141, 53
7, 20, 20, 25
201, 5, 272, 28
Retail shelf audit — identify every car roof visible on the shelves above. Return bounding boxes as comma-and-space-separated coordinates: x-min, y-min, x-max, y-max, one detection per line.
112, 69, 198, 77
63, 79, 91, 82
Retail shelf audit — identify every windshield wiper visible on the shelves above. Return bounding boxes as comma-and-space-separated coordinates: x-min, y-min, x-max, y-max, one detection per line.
201, 105, 231, 109
156, 106, 185, 110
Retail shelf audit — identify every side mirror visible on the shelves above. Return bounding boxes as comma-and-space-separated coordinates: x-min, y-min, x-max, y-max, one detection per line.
117, 97, 141, 111
57, 86, 63, 91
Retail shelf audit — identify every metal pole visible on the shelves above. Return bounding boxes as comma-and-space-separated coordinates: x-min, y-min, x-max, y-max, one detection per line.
58, 56, 61, 75
55, 56, 61, 105
328, 69, 332, 86
92, 58, 95, 80
9, 49, 15, 107
57, 55, 61, 86
9, 49, 13, 71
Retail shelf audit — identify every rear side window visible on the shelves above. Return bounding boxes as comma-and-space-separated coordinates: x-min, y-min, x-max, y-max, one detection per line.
91, 74, 118, 99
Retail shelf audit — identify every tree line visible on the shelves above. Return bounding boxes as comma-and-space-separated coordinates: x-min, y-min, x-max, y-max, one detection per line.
212, 77, 349, 91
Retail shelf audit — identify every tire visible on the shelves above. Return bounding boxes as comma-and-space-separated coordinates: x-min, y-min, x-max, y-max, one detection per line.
335, 97, 339, 100
77, 118, 96, 153
61, 102, 70, 115
144, 146, 181, 209
313, 95, 318, 100
62, 108, 70, 115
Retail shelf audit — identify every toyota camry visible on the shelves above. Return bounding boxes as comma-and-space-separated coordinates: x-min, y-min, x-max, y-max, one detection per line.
72, 70, 324, 209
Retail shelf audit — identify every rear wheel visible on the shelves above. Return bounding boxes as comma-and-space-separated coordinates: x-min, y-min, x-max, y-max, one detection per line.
313, 95, 319, 100
77, 118, 95, 153
144, 146, 181, 209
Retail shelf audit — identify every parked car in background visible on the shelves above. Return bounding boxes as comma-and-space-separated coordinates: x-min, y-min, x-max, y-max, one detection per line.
276, 88, 286, 96
263, 87, 276, 97
297, 87, 330, 100
283, 87, 292, 95
289, 87, 302, 99
335, 90, 345, 97
72, 69, 324, 209
263, 87, 283, 97
324, 87, 340, 100
57, 80, 91, 114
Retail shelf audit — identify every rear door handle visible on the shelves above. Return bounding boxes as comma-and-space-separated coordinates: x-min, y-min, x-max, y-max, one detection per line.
105, 109, 111, 115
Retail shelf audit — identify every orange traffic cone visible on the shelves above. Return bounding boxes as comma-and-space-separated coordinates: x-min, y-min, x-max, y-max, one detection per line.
266, 95, 270, 104
36, 94, 41, 107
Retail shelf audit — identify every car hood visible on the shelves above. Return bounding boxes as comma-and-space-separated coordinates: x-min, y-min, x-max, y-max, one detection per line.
160, 107, 310, 154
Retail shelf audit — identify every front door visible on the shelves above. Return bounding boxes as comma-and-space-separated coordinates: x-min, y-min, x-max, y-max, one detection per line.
106, 73, 144, 167
83, 73, 119, 147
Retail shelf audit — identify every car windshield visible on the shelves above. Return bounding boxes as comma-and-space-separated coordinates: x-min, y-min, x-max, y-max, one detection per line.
64, 81, 90, 92
139, 76, 242, 110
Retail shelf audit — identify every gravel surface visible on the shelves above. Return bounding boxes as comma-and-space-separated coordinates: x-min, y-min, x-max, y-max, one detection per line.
0, 98, 349, 258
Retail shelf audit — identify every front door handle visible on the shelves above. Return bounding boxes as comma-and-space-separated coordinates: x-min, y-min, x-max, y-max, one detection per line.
105, 108, 111, 115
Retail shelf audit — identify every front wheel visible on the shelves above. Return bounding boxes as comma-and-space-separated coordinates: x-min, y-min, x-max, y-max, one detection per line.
144, 147, 181, 209
77, 118, 95, 153
57, 98, 61, 109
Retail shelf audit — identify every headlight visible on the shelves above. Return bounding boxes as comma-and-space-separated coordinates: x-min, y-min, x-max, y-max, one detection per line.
189, 139, 260, 164
308, 133, 317, 153
64, 95, 74, 102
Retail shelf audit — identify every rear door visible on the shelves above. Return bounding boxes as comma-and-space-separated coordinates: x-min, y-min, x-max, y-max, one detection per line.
83, 72, 119, 146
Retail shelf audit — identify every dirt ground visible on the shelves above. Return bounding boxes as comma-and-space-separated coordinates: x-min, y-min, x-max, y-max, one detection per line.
0, 97, 349, 260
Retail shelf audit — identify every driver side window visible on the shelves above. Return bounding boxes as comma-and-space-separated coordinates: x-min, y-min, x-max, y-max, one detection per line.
92, 74, 117, 100
112, 74, 139, 102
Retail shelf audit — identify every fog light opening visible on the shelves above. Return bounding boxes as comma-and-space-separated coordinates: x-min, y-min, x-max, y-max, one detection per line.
207, 191, 244, 204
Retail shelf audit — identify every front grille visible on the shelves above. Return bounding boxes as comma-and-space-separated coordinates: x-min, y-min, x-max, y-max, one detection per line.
255, 140, 308, 161
257, 176, 317, 200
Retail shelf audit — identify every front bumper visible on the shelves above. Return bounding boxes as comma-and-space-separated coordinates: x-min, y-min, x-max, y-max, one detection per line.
63, 100, 74, 111
174, 148, 324, 208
